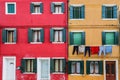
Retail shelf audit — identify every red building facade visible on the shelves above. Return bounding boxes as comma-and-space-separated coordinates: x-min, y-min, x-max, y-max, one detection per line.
0, 0, 68, 80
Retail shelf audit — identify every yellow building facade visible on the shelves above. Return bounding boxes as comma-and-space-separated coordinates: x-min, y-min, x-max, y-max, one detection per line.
68, 0, 120, 80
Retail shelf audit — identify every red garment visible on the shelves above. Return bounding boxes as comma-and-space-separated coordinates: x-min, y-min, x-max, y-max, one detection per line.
90, 46, 99, 54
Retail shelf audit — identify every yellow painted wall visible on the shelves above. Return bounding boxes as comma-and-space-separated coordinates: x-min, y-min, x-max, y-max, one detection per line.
68, 0, 120, 80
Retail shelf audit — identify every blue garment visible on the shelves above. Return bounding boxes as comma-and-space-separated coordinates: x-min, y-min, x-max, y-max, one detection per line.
99, 46, 106, 56
105, 46, 112, 53
84, 46, 90, 57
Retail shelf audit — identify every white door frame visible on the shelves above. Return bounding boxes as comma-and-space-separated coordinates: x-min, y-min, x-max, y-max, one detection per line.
37, 57, 50, 80
104, 60, 118, 80
2, 56, 16, 80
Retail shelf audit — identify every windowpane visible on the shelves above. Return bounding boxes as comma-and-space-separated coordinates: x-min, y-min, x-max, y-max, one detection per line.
8, 4, 15, 13
106, 32, 115, 45
33, 30, 40, 42
41, 60, 49, 78
73, 32, 82, 45
25, 59, 33, 72
90, 62, 94, 74
54, 5, 62, 13
54, 30, 63, 42
76, 62, 80, 73
71, 62, 76, 73
7, 30, 14, 43
34, 5, 40, 13
73, 7, 80, 19
106, 7, 113, 18
95, 62, 99, 74
55, 59, 59, 72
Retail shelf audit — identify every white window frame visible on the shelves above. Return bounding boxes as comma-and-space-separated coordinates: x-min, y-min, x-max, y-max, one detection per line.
5, 2, 16, 15
37, 58, 50, 80
30, 28, 43, 44
70, 4, 85, 20
69, 59, 83, 76
51, 57, 65, 74
102, 4, 118, 20
87, 59, 103, 76
52, 2, 64, 14
52, 28, 64, 44
23, 58, 35, 74
4, 28, 16, 44
70, 31, 85, 46
31, 2, 42, 14
103, 30, 118, 46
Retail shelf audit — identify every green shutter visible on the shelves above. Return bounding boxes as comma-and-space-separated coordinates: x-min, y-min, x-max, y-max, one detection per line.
70, 6, 73, 19
81, 5, 85, 19
21, 59, 26, 73
51, 3, 54, 13
50, 28, 54, 42
80, 61, 84, 74
62, 59, 66, 73
68, 61, 72, 74
30, 3, 34, 13
40, 29, 44, 42
50, 59, 55, 73
102, 6, 106, 18
99, 61, 103, 74
86, 61, 90, 74
33, 59, 37, 73
40, 3, 43, 13
13, 29, 17, 42
115, 32, 119, 45
2, 29, 7, 43
69, 32, 73, 45
73, 32, 81, 45
8, 4, 15, 13
62, 28, 66, 42
102, 32, 105, 45
106, 32, 115, 45
28, 29, 33, 42
82, 32, 85, 45
61, 3, 65, 13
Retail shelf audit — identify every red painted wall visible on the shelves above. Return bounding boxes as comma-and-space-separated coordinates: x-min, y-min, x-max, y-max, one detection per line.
0, 0, 68, 80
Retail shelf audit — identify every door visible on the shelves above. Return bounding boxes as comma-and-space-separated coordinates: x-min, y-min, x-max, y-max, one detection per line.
106, 61, 116, 80
2, 57, 16, 80
37, 58, 50, 80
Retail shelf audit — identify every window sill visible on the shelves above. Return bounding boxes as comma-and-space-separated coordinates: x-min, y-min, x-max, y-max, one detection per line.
103, 45, 118, 46
23, 72, 35, 74
52, 13, 64, 14
102, 18, 117, 20
6, 13, 16, 15
52, 72, 65, 74
4, 42, 16, 44
31, 13, 42, 15
70, 19, 85, 20
30, 42, 42, 44
52, 42, 64, 44
70, 74, 84, 76
89, 74, 102, 76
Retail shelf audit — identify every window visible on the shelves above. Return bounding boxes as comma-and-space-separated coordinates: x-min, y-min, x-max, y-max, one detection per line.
6, 2, 16, 14
86, 61, 103, 74
28, 28, 44, 43
50, 59, 66, 73
30, 2, 43, 14
2, 29, 17, 43
70, 32, 85, 45
102, 31, 118, 45
50, 28, 66, 43
21, 59, 37, 73
102, 5, 117, 19
70, 5, 85, 19
51, 2, 65, 14
68, 61, 84, 74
